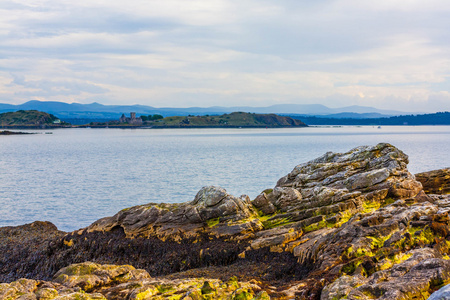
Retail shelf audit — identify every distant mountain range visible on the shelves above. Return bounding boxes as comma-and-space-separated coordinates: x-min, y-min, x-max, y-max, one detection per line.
0, 100, 410, 122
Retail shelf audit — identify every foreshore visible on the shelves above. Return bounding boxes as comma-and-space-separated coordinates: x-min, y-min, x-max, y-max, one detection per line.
1, 144, 450, 299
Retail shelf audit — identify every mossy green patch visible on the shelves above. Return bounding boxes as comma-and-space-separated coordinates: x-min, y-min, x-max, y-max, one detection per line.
367, 232, 394, 249
206, 217, 220, 228
135, 289, 155, 300
227, 276, 239, 289
408, 227, 436, 245
157, 284, 174, 294
232, 288, 254, 300
362, 201, 381, 214
304, 212, 353, 233
256, 213, 271, 223
253, 291, 271, 300
303, 220, 327, 233
63, 263, 97, 276
345, 245, 374, 259
341, 256, 368, 276
335, 211, 353, 228
356, 247, 374, 257
377, 252, 412, 271
382, 197, 395, 206
262, 188, 273, 195
201, 281, 215, 295
261, 217, 292, 229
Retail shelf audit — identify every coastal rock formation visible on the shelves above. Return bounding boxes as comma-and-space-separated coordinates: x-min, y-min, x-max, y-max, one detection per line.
87, 185, 260, 240
2, 143, 450, 299
416, 168, 450, 195
0, 262, 267, 300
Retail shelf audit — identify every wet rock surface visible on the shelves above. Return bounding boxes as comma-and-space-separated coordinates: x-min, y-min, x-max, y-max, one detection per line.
2, 143, 450, 299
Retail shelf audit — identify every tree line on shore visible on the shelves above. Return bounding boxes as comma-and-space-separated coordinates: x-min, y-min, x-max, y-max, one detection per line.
290, 111, 450, 125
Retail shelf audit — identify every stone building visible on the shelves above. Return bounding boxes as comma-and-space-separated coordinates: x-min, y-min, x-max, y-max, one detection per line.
119, 112, 143, 125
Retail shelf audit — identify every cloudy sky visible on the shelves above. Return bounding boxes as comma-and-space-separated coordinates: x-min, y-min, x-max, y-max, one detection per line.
0, 0, 449, 111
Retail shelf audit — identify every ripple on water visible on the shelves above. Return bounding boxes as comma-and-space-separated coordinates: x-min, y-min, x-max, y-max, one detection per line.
0, 126, 449, 231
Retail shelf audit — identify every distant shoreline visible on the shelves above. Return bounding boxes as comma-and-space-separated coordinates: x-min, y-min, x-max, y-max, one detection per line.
0, 130, 36, 135
3, 124, 450, 130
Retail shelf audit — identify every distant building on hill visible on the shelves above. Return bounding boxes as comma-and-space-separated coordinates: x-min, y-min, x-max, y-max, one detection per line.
119, 112, 143, 125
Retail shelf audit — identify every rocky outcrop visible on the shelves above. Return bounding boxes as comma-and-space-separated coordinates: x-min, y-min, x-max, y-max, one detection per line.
0, 130, 34, 135
0, 262, 268, 300
87, 186, 261, 240
416, 168, 450, 195
254, 143, 422, 221
2, 143, 450, 300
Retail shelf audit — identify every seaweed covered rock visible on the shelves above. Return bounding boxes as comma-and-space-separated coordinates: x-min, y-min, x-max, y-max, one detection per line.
0, 221, 66, 282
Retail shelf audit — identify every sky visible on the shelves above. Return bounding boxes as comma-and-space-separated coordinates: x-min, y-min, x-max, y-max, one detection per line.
0, 0, 449, 112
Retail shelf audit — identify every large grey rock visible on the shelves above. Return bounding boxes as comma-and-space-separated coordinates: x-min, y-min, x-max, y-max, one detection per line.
53, 262, 150, 291
87, 186, 259, 239
255, 143, 423, 225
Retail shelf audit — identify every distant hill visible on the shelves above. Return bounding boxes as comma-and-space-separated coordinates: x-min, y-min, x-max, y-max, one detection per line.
90, 112, 307, 128
0, 100, 410, 121
289, 111, 450, 126
0, 110, 67, 127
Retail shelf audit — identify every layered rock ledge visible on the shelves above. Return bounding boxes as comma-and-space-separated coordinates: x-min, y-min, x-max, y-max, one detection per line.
1, 143, 450, 299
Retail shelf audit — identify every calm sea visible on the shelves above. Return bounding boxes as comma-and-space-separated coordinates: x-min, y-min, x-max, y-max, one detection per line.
1, 126, 449, 231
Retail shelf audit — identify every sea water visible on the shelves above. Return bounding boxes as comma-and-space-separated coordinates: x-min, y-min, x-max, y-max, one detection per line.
1, 126, 449, 231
